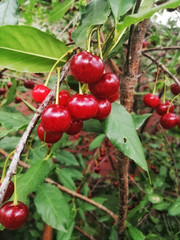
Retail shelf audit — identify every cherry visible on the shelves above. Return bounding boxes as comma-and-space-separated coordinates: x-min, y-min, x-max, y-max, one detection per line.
160, 113, 178, 129
37, 123, 63, 143
142, 40, 150, 48
14, 96, 22, 103
0, 88, 6, 95
7, 82, 12, 88
94, 167, 100, 173
24, 80, 35, 89
68, 28, 74, 42
108, 90, 119, 103
94, 98, 111, 120
113, 181, 118, 187
68, 94, 98, 120
70, 51, 104, 83
156, 101, 174, 115
89, 73, 119, 98
170, 83, 180, 95
41, 104, 71, 133
143, 93, 160, 107
0, 201, 29, 230
66, 119, 83, 135
32, 85, 51, 103
0, 180, 14, 202
59, 90, 70, 107
88, 193, 92, 198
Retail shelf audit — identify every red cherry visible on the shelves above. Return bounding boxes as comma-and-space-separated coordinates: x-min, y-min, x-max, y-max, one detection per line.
143, 93, 160, 107
68, 94, 98, 120
37, 123, 62, 143
41, 104, 71, 133
89, 73, 119, 98
88, 193, 92, 198
24, 80, 35, 89
7, 82, 12, 88
59, 90, 70, 107
70, 51, 104, 83
113, 181, 118, 187
0, 88, 6, 95
160, 113, 178, 129
0, 180, 14, 202
66, 119, 83, 135
68, 28, 74, 42
14, 96, 22, 103
156, 101, 174, 115
170, 83, 180, 95
94, 98, 111, 120
0, 201, 29, 230
108, 90, 119, 103
94, 167, 100, 173
32, 85, 51, 103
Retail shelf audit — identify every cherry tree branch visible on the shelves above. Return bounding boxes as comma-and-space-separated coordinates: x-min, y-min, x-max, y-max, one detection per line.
142, 52, 180, 87
74, 225, 96, 240
0, 61, 70, 205
142, 46, 180, 53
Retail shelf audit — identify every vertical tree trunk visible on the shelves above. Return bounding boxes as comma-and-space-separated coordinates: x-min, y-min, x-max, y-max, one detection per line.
117, 19, 149, 239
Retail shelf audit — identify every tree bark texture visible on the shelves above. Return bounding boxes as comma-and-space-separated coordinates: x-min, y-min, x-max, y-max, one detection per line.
117, 19, 149, 239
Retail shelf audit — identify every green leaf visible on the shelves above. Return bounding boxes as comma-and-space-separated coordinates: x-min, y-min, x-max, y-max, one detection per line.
108, 0, 135, 20
10, 160, 50, 202
72, 0, 110, 48
132, 113, 151, 130
103, 103, 148, 172
0, 136, 20, 150
89, 134, 106, 150
138, 0, 154, 13
83, 118, 103, 133
57, 218, 75, 240
168, 198, 180, 216
58, 168, 83, 180
81, 197, 107, 211
109, 226, 118, 240
56, 168, 76, 190
153, 202, 171, 211
128, 200, 148, 220
126, 226, 145, 240
49, 0, 74, 22
55, 150, 79, 166
34, 183, 69, 232
0, 0, 20, 26
148, 194, 163, 204
2, 78, 17, 106
0, 25, 69, 72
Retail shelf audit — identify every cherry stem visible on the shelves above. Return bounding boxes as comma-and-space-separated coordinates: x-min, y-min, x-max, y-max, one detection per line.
44, 50, 73, 87
18, 95, 37, 112
97, 27, 103, 60
1, 150, 15, 183
79, 82, 83, 94
56, 67, 61, 105
162, 83, 166, 104
63, 79, 71, 96
167, 93, 180, 113
13, 173, 18, 206
152, 66, 160, 95
87, 27, 97, 53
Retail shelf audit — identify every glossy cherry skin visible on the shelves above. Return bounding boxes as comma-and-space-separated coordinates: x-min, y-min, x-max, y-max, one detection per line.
70, 51, 104, 83
0, 201, 29, 230
108, 90, 119, 103
7, 82, 12, 88
24, 80, 35, 89
68, 94, 98, 120
160, 113, 178, 129
14, 96, 22, 103
32, 85, 51, 103
143, 93, 160, 107
41, 104, 71, 133
94, 98, 111, 120
37, 123, 63, 143
156, 101, 174, 115
0, 88, 6, 95
170, 83, 180, 95
59, 90, 70, 107
66, 119, 83, 135
89, 73, 119, 98
0, 180, 14, 202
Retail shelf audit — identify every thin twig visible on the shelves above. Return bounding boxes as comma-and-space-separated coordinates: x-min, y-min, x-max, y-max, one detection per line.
74, 225, 96, 240
142, 46, 180, 53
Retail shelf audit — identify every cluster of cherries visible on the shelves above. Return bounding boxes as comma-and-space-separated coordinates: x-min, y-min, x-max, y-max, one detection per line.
32, 51, 119, 144
143, 83, 180, 129
0, 180, 29, 230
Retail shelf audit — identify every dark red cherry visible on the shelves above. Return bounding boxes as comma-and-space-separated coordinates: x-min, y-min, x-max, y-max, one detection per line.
37, 123, 63, 143
0, 201, 29, 230
0, 180, 14, 202
170, 83, 180, 95
94, 167, 100, 173
66, 119, 83, 135
7, 82, 12, 88
143, 93, 160, 107
41, 104, 71, 133
156, 101, 174, 115
0, 88, 6, 95
14, 96, 22, 103
70, 51, 104, 83
32, 85, 51, 103
113, 181, 118, 187
160, 113, 178, 129
68, 94, 98, 120
24, 80, 35, 89
89, 73, 119, 98
108, 90, 119, 103
94, 98, 111, 120
59, 90, 70, 107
